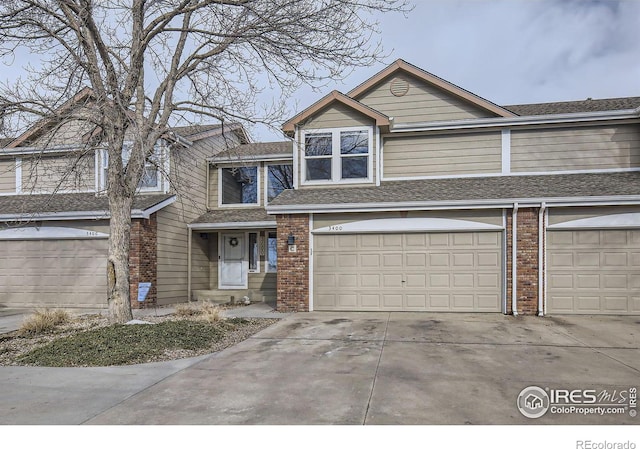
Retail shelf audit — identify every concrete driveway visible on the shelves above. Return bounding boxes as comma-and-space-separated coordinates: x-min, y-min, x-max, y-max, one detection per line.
0, 312, 638, 424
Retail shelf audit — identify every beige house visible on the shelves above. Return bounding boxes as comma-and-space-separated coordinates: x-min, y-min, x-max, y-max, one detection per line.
0, 89, 246, 309
194, 59, 640, 316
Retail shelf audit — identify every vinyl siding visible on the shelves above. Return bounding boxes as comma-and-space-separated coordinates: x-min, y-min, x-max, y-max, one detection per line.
156, 133, 239, 304
357, 73, 496, 123
21, 153, 95, 192
383, 131, 502, 178
0, 159, 15, 193
301, 103, 375, 129
30, 108, 99, 148
511, 124, 640, 172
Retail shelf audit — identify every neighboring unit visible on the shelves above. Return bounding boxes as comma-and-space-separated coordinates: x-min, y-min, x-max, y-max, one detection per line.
0, 89, 246, 309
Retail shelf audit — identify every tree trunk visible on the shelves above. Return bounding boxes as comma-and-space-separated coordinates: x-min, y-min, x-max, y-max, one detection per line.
107, 193, 134, 323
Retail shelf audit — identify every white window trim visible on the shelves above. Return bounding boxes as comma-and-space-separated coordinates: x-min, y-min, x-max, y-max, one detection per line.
301, 126, 374, 186
265, 230, 278, 273
15, 157, 22, 194
218, 165, 261, 208
264, 162, 294, 205
247, 231, 260, 274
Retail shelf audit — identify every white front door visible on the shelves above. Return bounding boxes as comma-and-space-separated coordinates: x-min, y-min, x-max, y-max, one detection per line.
220, 233, 247, 289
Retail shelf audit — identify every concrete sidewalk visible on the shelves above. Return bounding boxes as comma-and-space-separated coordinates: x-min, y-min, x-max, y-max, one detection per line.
1, 312, 638, 425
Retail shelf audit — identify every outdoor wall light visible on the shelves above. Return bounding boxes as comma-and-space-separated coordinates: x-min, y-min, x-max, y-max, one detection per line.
287, 234, 296, 245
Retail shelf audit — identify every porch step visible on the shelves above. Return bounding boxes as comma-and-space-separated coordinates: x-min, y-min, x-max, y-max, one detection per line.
192, 289, 275, 304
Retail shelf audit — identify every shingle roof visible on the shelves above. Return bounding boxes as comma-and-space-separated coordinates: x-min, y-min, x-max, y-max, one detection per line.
268, 172, 640, 208
0, 193, 174, 217
503, 97, 640, 116
211, 141, 293, 161
192, 208, 275, 225
170, 124, 223, 138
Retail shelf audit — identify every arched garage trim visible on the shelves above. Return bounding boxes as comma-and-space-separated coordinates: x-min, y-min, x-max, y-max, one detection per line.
312, 217, 504, 234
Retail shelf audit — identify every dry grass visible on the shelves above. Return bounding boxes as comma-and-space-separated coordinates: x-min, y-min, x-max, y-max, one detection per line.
174, 301, 222, 323
18, 309, 72, 336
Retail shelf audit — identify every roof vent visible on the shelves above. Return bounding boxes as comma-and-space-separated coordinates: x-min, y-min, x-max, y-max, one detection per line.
390, 77, 410, 97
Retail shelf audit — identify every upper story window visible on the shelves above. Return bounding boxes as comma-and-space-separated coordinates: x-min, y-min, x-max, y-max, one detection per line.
104, 142, 164, 192
266, 164, 293, 203
220, 166, 258, 205
303, 127, 372, 184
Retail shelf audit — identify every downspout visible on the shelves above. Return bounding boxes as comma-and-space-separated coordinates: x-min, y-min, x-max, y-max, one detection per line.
512, 203, 519, 316
206, 162, 210, 209
538, 202, 547, 316
187, 227, 193, 302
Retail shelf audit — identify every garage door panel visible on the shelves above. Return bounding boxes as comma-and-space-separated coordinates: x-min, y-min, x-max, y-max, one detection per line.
314, 231, 502, 312
0, 238, 107, 308
548, 229, 640, 315
337, 254, 357, 268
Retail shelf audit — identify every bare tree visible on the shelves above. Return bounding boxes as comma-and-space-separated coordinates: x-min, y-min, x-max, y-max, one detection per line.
0, 0, 411, 323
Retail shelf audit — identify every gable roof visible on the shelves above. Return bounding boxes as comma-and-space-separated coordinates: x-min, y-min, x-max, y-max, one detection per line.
4, 87, 96, 149
503, 97, 640, 116
282, 90, 390, 133
210, 141, 293, 162
267, 172, 640, 211
347, 59, 517, 118
0, 193, 175, 221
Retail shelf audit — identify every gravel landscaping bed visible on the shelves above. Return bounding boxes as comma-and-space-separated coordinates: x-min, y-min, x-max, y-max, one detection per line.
0, 312, 278, 366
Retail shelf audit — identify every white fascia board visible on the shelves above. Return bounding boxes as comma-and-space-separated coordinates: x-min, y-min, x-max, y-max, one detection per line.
208, 153, 293, 164
266, 196, 640, 215
547, 212, 640, 230
188, 221, 276, 230
390, 109, 640, 133
0, 226, 108, 240
313, 217, 503, 234
134, 195, 177, 218
1, 144, 86, 156
0, 211, 110, 221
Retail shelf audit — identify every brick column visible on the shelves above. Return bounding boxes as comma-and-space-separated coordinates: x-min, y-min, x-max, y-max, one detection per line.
506, 207, 540, 315
129, 214, 158, 309
276, 214, 310, 312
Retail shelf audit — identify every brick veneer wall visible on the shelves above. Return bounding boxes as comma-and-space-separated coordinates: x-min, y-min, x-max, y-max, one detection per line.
506, 207, 540, 315
276, 214, 309, 312
129, 214, 158, 309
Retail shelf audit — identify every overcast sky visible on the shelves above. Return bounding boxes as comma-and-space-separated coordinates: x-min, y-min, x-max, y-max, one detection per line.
255, 0, 640, 141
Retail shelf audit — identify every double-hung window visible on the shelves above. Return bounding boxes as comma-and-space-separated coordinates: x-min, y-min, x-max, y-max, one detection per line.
303, 127, 372, 184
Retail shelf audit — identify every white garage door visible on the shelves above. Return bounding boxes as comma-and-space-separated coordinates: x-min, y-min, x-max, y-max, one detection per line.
313, 232, 502, 312
547, 229, 640, 315
0, 239, 108, 308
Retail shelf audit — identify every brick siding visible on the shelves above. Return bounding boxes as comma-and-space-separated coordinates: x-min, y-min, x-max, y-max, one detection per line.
129, 214, 158, 309
276, 214, 309, 312
506, 207, 541, 315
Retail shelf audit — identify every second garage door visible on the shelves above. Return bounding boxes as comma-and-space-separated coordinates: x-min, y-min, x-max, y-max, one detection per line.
313, 231, 502, 312
547, 229, 640, 315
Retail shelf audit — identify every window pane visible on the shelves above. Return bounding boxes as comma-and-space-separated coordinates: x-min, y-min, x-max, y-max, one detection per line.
305, 133, 332, 156
340, 131, 368, 155
139, 165, 158, 188
306, 158, 331, 180
267, 164, 293, 202
221, 167, 258, 204
267, 232, 277, 272
341, 156, 368, 179
249, 233, 258, 271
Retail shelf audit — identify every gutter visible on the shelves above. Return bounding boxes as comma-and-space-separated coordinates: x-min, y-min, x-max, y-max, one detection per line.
512, 203, 519, 316
188, 221, 276, 230
538, 202, 547, 316
266, 195, 640, 215
208, 153, 293, 163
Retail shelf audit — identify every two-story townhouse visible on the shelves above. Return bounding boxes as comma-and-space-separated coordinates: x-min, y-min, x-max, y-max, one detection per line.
257, 59, 640, 316
187, 142, 294, 305
0, 88, 247, 310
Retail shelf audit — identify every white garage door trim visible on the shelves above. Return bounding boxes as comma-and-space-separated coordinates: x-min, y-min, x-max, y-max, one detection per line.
313, 217, 503, 234
547, 213, 640, 230
0, 226, 108, 240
